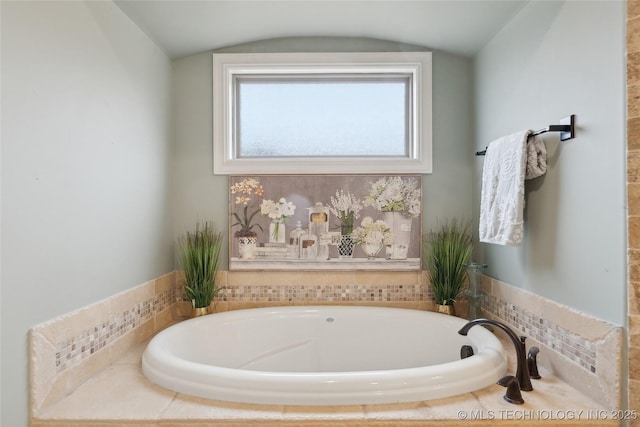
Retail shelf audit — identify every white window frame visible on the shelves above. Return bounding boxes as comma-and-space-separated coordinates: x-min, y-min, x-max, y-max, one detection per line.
212, 52, 432, 175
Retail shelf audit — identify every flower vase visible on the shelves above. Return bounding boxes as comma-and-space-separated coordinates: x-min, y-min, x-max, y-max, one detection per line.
338, 224, 354, 258
362, 243, 382, 260
269, 221, 286, 244
236, 232, 257, 259
338, 235, 355, 258
384, 211, 412, 260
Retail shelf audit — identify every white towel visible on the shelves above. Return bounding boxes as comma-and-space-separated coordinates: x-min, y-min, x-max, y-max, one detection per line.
479, 130, 529, 246
525, 135, 547, 180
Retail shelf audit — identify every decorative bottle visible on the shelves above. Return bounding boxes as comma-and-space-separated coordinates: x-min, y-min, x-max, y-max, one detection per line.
308, 202, 329, 259
289, 221, 305, 258
299, 229, 318, 259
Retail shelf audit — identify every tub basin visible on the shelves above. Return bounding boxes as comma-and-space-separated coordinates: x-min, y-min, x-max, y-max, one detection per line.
142, 305, 506, 405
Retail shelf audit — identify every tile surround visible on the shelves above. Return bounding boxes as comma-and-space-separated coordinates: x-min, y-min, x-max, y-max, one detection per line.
481, 276, 622, 411
483, 293, 597, 374
31, 268, 622, 421
53, 276, 176, 374
30, 271, 179, 415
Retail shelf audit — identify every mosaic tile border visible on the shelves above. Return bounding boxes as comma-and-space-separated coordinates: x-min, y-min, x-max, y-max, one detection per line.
54, 285, 176, 374
483, 292, 598, 374
219, 283, 431, 303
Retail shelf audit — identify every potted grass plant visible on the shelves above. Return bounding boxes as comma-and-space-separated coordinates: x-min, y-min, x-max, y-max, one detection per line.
423, 219, 473, 315
179, 221, 223, 317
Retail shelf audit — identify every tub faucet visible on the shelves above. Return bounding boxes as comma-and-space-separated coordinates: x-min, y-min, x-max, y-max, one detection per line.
458, 318, 533, 392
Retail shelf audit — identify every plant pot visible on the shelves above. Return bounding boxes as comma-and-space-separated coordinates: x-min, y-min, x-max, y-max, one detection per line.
436, 303, 455, 316
338, 235, 355, 258
191, 306, 209, 317
236, 232, 258, 259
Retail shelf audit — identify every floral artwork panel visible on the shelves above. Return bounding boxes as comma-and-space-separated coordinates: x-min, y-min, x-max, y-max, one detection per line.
229, 175, 422, 270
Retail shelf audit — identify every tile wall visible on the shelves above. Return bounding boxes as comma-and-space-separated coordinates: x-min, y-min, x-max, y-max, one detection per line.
630, 2, 640, 424
29, 272, 179, 416
480, 276, 621, 410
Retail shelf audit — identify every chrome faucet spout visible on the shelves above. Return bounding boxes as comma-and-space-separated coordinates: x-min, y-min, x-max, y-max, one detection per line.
458, 318, 533, 392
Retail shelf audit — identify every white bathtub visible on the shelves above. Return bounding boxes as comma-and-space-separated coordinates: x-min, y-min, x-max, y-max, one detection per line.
142, 306, 507, 405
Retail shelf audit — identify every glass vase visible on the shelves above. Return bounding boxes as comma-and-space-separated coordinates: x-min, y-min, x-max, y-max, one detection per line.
465, 263, 488, 320
362, 242, 383, 259
269, 220, 286, 244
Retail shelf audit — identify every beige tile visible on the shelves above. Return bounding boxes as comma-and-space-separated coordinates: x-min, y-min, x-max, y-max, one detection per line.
631, 314, 640, 345
32, 299, 110, 344
594, 327, 623, 410
30, 330, 58, 415
630, 185, 640, 216
629, 151, 640, 184
175, 269, 186, 286
109, 318, 155, 362
283, 404, 366, 420
631, 85, 640, 120
113, 339, 150, 365
630, 282, 640, 316
630, 0, 640, 21
631, 215, 640, 249
365, 394, 485, 420
155, 271, 176, 294
631, 345, 640, 382
629, 378, 640, 411
630, 16, 640, 55
630, 118, 640, 153
155, 305, 175, 330
630, 250, 640, 284
39, 364, 175, 420
631, 52, 640, 88
490, 278, 542, 317
162, 393, 285, 420
34, 342, 114, 417
539, 296, 615, 341
110, 280, 155, 318
226, 270, 421, 287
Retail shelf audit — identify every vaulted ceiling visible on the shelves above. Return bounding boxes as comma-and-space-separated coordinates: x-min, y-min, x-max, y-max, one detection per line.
115, 1, 528, 59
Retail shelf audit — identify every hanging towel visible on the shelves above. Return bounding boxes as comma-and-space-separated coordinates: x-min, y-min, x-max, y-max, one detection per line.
525, 135, 547, 180
479, 130, 529, 246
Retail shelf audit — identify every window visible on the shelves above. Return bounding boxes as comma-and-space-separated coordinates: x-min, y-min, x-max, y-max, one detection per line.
213, 52, 432, 174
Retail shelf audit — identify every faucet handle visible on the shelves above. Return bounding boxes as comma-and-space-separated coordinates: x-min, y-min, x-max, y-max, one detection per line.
498, 375, 525, 404
527, 346, 541, 379
460, 345, 474, 359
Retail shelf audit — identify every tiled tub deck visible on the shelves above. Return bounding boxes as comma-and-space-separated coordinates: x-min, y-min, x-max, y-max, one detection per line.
32, 335, 617, 427
30, 271, 623, 426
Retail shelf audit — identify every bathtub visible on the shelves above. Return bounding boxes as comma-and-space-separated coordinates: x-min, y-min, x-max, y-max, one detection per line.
142, 306, 507, 405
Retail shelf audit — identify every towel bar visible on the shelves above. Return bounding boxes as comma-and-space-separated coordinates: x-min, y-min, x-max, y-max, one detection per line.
475, 115, 575, 156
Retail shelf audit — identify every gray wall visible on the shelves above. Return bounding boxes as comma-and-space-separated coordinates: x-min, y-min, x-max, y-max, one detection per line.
474, 1, 626, 325
1, 2, 174, 425
172, 38, 475, 266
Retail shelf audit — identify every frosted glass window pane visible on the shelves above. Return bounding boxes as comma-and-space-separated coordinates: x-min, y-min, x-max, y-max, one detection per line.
236, 77, 409, 158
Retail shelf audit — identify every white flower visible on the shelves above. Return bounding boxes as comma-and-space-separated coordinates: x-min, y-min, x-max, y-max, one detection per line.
328, 190, 363, 226
364, 176, 421, 217
351, 217, 394, 246
261, 197, 296, 222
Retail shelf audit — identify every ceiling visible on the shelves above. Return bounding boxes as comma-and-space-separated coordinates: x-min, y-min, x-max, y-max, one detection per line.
114, 1, 529, 59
